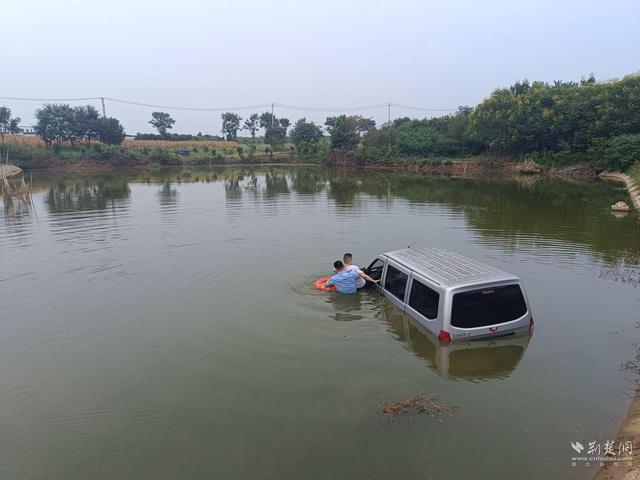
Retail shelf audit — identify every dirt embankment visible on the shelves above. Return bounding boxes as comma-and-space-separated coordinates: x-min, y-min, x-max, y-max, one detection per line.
16, 149, 606, 180
20, 154, 309, 173
324, 152, 599, 179
599, 172, 640, 210
594, 389, 640, 480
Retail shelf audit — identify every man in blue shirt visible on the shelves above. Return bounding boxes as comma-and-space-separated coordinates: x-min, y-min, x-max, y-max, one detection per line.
326, 260, 378, 294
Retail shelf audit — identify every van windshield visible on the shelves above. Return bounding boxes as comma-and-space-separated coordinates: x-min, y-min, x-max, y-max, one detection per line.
451, 284, 527, 329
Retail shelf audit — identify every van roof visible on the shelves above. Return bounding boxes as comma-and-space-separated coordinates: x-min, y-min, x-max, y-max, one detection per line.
382, 246, 519, 288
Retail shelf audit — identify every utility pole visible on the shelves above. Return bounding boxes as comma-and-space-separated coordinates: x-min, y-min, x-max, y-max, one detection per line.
100, 97, 106, 118
271, 103, 274, 127
388, 102, 392, 143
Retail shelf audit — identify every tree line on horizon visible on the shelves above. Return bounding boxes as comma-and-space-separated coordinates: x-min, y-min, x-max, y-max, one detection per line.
352, 74, 640, 170
2, 73, 639, 170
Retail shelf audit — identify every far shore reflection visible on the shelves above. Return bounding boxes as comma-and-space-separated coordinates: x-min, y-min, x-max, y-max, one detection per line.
9, 165, 640, 265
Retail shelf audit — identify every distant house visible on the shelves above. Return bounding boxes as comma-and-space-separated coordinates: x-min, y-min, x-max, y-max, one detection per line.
0, 125, 36, 136
7, 125, 37, 136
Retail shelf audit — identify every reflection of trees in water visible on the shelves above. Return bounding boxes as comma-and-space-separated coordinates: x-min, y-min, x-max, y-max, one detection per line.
245, 173, 259, 194
46, 178, 131, 213
225, 169, 322, 201
34, 167, 639, 266
288, 167, 327, 195
328, 170, 640, 263
158, 180, 178, 206
264, 170, 290, 197
225, 176, 242, 200
328, 175, 361, 206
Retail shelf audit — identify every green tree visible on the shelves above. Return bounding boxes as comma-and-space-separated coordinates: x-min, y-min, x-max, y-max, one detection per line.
71, 105, 100, 144
221, 112, 242, 141
465, 74, 640, 159
395, 120, 445, 156
325, 115, 375, 150
243, 113, 259, 139
259, 112, 288, 149
34, 104, 128, 147
468, 88, 521, 155
290, 118, 323, 154
290, 118, 323, 145
35, 103, 75, 145
0, 106, 21, 151
598, 134, 640, 171
279, 118, 290, 136
97, 117, 126, 145
149, 112, 175, 139
259, 112, 276, 130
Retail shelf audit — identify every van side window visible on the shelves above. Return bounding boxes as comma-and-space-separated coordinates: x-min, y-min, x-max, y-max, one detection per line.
408, 279, 440, 319
367, 258, 385, 281
384, 265, 408, 301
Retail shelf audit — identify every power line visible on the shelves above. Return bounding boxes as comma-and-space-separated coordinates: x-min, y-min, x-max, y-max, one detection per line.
0, 96, 457, 113
275, 103, 388, 112
391, 103, 457, 112
104, 97, 273, 112
0, 96, 101, 102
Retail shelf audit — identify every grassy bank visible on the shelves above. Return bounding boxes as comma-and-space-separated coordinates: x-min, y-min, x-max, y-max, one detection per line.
3, 135, 636, 181
2, 136, 311, 169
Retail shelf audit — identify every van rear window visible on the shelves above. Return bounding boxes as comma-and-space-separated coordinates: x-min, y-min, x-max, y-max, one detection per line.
451, 284, 527, 329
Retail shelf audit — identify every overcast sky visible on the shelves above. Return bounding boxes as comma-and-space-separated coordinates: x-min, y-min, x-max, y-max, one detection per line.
2, 0, 639, 135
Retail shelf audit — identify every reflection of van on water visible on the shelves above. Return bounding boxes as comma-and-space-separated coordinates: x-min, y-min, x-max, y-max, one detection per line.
381, 301, 530, 380
366, 246, 534, 342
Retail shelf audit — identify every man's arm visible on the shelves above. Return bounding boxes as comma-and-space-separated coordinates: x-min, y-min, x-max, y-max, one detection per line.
359, 271, 379, 283
325, 276, 335, 286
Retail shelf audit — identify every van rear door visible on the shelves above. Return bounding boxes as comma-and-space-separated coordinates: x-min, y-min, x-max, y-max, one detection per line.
449, 283, 529, 338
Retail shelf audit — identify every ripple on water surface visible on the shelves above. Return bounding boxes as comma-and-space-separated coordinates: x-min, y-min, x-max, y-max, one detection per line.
0, 168, 639, 480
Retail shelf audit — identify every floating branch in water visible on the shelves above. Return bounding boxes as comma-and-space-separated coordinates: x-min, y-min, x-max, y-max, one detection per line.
381, 392, 457, 418
622, 343, 640, 380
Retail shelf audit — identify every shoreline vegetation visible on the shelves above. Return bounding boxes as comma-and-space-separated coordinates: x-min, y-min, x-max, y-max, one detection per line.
1, 73, 639, 178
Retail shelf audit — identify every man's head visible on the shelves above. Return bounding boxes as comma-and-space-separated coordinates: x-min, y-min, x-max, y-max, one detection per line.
333, 260, 345, 272
343, 253, 353, 265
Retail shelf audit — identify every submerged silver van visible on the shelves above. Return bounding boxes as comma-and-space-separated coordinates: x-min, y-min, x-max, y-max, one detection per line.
366, 246, 533, 342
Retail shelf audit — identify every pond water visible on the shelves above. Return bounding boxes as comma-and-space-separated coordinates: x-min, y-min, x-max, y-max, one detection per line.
1, 167, 639, 480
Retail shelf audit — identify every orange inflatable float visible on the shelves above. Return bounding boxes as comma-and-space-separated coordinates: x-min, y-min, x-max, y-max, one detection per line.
314, 276, 336, 291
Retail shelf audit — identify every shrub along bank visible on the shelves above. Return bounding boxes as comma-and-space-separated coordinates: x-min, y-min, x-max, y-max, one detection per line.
325, 74, 640, 173
3, 73, 640, 173
2, 138, 310, 170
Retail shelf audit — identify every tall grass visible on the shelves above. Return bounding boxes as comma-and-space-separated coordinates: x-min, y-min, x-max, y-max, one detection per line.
2, 135, 303, 168
123, 139, 237, 150
3, 135, 44, 147
3, 135, 238, 151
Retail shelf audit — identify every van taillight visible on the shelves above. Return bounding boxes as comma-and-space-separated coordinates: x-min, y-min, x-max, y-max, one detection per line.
529, 317, 534, 331
438, 330, 451, 344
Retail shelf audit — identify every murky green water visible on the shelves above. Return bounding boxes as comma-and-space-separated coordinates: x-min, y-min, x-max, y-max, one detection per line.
1, 167, 639, 480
